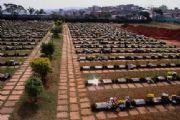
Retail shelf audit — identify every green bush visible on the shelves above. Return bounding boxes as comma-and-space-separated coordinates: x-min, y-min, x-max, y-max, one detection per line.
167, 71, 173, 76
51, 25, 62, 33
54, 20, 63, 26
41, 42, 55, 58
30, 57, 52, 84
52, 32, 59, 38
25, 76, 43, 102
51, 19, 63, 38
51, 25, 62, 38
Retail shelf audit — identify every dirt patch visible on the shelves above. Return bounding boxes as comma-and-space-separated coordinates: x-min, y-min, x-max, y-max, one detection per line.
121, 24, 180, 46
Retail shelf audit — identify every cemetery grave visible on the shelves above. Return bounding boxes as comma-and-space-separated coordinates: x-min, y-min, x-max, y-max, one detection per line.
67, 23, 180, 119
0, 20, 52, 86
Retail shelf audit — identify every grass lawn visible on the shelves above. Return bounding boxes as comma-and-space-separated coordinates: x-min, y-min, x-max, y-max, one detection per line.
9, 36, 63, 120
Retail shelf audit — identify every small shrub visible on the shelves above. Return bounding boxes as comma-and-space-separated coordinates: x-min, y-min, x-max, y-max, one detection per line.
51, 25, 62, 38
30, 57, 52, 84
54, 20, 63, 26
52, 32, 59, 38
167, 71, 173, 76
51, 19, 63, 38
25, 76, 43, 103
41, 42, 55, 58
51, 26, 62, 33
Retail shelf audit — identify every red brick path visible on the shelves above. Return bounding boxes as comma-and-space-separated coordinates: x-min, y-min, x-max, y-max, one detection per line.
57, 25, 96, 120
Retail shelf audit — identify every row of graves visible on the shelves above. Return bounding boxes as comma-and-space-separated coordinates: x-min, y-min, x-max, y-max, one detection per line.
68, 23, 180, 118
0, 20, 52, 83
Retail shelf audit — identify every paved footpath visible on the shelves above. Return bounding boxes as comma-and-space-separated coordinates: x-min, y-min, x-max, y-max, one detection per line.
57, 24, 96, 120
0, 30, 52, 120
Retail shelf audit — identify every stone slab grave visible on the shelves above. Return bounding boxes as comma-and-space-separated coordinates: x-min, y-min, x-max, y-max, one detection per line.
0, 21, 52, 119
59, 23, 180, 119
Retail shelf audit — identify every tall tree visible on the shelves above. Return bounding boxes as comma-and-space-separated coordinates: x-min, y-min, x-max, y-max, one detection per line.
4, 3, 17, 15
174, 7, 179, 11
153, 8, 163, 15
27, 7, 35, 15
16, 5, 26, 14
101, 12, 111, 19
4, 3, 25, 15
35, 9, 46, 15
159, 5, 168, 11
39, 9, 46, 15
35, 10, 40, 15
79, 10, 85, 17
139, 11, 151, 20
0, 5, 2, 14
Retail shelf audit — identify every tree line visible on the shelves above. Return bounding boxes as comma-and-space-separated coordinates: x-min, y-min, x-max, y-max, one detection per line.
0, 3, 154, 22
0, 3, 46, 15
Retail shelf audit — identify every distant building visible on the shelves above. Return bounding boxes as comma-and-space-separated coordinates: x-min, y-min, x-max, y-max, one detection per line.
149, 7, 180, 20
61, 4, 149, 20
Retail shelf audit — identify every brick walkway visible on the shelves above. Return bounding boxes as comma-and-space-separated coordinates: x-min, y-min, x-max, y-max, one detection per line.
56, 24, 180, 120
0, 30, 52, 120
57, 25, 95, 120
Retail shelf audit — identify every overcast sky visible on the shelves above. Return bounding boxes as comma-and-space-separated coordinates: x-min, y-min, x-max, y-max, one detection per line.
0, 0, 180, 9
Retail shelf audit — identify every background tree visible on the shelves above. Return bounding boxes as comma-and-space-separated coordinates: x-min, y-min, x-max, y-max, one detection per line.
153, 8, 163, 15
139, 11, 151, 20
159, 5, 168, 12
35, 9, 46, 15
174, 7, 179, 11
4, 3, 17, 15
79, 10, 85, 17
4, 3, 26, 15
27, 7, 35, 15
0, 5, 2, 15
85, 13, 97, 19
50, 11, 64, 20
35, 10, 40, 15
39, 9, 46, 15
16, 5, 26, 14
101, 12, 111, 19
